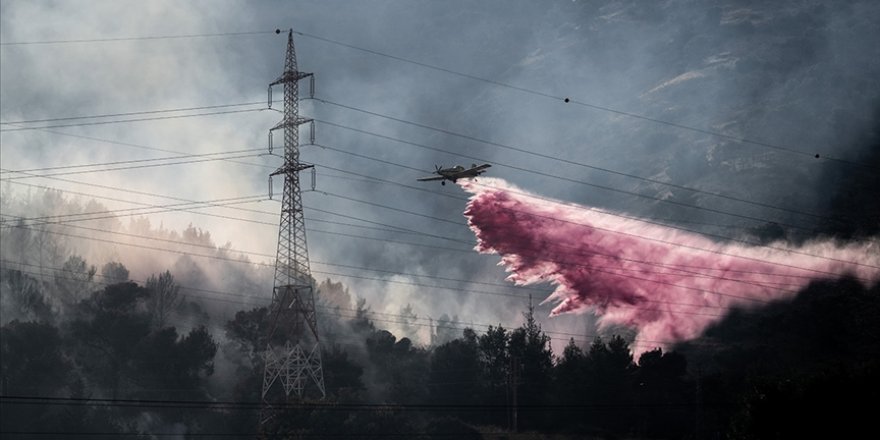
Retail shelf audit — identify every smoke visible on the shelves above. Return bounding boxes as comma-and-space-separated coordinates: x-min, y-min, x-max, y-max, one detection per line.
460, 177, 880, 352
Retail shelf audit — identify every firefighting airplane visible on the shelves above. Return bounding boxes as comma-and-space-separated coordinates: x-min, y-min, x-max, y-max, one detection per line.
417, 163, 492, 185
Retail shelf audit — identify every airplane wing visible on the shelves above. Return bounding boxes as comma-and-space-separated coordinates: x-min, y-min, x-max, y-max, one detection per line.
449, 164, 492, 179
417, 175, 446, 181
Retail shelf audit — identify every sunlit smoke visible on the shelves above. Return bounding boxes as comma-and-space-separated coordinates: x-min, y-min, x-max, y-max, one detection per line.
460, 178, 880, 351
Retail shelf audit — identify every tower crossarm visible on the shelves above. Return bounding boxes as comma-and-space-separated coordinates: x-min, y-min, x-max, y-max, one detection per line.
270, 70, 313, 87
270, 117, 313, 133
270, 163, 314, 177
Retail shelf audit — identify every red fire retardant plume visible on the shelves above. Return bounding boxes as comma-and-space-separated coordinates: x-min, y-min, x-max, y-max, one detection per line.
460, 178, 880, 351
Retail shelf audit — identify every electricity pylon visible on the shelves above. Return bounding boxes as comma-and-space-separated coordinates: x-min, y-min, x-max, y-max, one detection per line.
259, 29, 324, 431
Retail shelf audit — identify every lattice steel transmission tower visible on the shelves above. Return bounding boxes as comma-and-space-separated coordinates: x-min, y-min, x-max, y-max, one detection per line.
259, 29, 324, 430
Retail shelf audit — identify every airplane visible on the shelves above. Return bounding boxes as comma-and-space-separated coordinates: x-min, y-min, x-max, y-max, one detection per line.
417, 163, 491, 185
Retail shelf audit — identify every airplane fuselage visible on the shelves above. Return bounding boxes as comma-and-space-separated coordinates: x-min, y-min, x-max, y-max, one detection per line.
417, 163, 492, 185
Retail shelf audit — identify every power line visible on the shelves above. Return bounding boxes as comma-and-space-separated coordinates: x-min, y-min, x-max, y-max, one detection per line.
317, 186, 866, 287
0, 195, 266, 226
3, 148, 872, 290
289, 29, 871, 169
6, 109, 832, 241
4, 28, 871, 169
4, 171, 872, 282
0, 228, 542, 301
314, 98, 840, 223
2, 198, 850, 310
4, 175, 872, 291
2, 225, 601, 313
5, 115, 835, 246
0, 194, 815, 292
315, 118, 825, 235
0, 152, 263, 181
3, 179, 425, 238
3, 146, 771, 243
0, 216, 506, 291
0, 180, 278, 228
0, 150, 465, 239
0, 180, 459, 246
312, 146, 878, 278
321, 190, 464, 227
465, 178, 880, 271
1, 179, 465, 245
8, 124, 276, 171
268, 150, 464, 204
0, 169, 278, 222
311, 149, 814, 235
1, 216, 789, 313
0, 30, 275, 46
2, 259, 719, 349
307, 203, 471, 244
1, 215, 809, 307
3, 203, 813, 298
1, 216, 778, 313
3, 96, 839, 231
0, 101, 264, 125
317, 167, 773, 232
308, 155, 464, 202
8, 26, 864, 166
0, 108, 266, 132
2, 103, 309, 196
0, 394, 724, 410
0, 432, 493, 438
303, 165, 873, 281
0, 130, 448, 240
309, 155, 773, 233
298, 127, 876, 273
309, 222, 811, 289
0, 148, 262, 174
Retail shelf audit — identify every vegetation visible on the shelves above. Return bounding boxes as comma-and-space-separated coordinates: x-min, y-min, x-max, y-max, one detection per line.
2, 256, 878, 438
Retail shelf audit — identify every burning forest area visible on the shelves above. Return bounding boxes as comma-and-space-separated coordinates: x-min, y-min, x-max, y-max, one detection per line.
2, 1, 880, 438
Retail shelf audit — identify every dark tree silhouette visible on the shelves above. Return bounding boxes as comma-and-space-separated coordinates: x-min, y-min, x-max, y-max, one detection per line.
635, 348, 692, 437
145, 270, 180, 329
0, 320, 70, 396
582, 335, 635, 433
322, 343, 365, 402
508, 301, 554, 429
429, 328, 481, 407
100, 261, 129, 283
69, 282, 151, 398
56, 254, 95, 307
366, 329, 429, 404
477, 324, 510, 426
0, 269, 52, 322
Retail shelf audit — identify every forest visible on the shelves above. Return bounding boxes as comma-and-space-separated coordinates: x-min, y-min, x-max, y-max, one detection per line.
2, 253, 878, 438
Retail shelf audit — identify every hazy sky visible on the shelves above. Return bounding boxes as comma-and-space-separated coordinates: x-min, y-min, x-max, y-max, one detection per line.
2, 0, 878, 343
